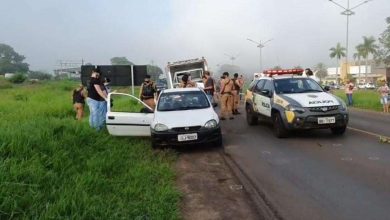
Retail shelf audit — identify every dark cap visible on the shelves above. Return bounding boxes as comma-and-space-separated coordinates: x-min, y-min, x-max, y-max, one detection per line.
145, 74, 151, 79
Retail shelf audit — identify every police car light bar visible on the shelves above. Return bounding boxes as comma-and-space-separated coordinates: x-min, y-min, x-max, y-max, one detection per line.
264, 69, 304, 76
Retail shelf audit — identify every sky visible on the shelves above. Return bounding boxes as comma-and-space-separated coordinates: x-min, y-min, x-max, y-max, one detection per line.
1, 0, 389, 75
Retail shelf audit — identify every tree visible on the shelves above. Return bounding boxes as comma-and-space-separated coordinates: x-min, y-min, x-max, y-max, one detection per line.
110, 57, 134, 65
0, 43, 29, 74
315, 63, 327, 82
353, 46, 364, 80
329, 42, 346, 81
272, 66, 282, 70
293, 65, 302, 69
356, 36, 378, 82
375, 17, 390, 67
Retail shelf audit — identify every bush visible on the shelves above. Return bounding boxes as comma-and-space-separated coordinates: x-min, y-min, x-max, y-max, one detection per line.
28, 71, 52, 80
8, 72, 27, 84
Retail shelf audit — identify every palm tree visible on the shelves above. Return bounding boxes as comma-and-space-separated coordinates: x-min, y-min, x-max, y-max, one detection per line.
353, 46, 364, 81
315, 63, 327, 83
329, 43, 346, 82
356, 36, 379, 82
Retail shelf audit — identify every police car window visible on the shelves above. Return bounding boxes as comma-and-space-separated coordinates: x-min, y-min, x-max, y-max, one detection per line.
157, 91, 210, 111
248, 80, 257, 91
263, 80, 274, 93
274, 78, 323, 94
254, 79, 266, 92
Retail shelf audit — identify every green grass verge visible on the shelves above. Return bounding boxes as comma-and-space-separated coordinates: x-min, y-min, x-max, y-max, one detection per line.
0, 80, 180, 219
333, 89, 383, 112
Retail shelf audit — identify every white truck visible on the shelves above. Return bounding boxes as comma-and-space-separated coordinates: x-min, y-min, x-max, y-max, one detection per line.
166, 57, 208, 89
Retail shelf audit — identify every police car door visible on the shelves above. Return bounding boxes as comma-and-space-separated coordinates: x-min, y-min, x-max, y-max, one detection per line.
106, 93, 154, 136
258, 79, 273, 117
252, 79, 266, 113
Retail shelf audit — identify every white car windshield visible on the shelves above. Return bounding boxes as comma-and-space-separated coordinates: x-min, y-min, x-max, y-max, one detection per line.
157, 91, 210, 111
274, 78, 324, 94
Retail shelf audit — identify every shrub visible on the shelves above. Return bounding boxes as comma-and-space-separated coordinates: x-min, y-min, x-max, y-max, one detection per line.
8, 72, 27, 84
28, 71, 53, 80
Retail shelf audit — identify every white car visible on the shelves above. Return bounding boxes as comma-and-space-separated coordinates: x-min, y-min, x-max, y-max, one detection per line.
106, 88, 222, 148
365, 83, 375, 89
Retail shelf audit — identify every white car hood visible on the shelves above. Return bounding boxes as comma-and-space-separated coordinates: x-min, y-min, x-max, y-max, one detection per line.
153, 108, 218, 128
284, 92, 339, 107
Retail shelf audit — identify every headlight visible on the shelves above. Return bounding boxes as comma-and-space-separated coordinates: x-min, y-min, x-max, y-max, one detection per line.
204, 120, 218, 129
286, 105, 305, 114
154, 123, 169, 132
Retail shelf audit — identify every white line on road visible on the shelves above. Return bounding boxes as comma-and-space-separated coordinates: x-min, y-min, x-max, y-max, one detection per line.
368, 156, 380, 161
347, 126, 390, 140
341, 157, 353, 161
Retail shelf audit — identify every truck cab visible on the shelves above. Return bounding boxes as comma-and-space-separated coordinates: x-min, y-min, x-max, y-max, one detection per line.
166, 57, 208, 89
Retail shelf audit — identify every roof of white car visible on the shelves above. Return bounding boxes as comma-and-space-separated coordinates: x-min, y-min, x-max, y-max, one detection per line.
162, 87, 202, 93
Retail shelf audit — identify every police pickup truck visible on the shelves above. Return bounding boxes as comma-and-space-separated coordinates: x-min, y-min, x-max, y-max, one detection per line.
245, 69, 349, 138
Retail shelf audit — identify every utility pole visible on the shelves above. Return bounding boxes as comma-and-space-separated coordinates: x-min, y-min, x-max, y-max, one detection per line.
328, 0, 373, 79
247, 38, 273, 72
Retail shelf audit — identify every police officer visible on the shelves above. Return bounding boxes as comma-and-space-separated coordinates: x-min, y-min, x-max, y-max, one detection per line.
139, 75, 157, 109
179, 74, 196, 88
219, 72, 234, 120
232, 73, 242, 115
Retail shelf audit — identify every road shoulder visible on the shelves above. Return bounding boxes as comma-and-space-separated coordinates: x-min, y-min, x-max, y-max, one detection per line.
175, 148, 261, 220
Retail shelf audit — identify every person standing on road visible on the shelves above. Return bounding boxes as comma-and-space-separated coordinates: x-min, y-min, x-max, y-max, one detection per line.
220, 72, 234, 120
345, 80, 354, 106
72, 84, 86, 121
203, 71, 215, 104
232, 73, 242, 115
139, 75, 157, 110
378, 82, 389, 113
238, 74, 245, 100
214, 76, 224, 104
179, 74, 196, 88
87, 68, 108, 131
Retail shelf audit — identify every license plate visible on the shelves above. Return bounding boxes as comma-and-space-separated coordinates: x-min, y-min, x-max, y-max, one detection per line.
317, 117, 336, 124
178, 133, 198, 142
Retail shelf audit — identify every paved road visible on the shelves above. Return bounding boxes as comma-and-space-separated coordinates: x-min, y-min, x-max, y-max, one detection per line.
222, 108, 390, 220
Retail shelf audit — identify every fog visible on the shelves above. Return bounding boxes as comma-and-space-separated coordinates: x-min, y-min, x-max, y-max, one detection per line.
1, 0, 389, 76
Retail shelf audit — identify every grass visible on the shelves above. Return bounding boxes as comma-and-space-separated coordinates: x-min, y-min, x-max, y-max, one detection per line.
333, 89, 383, 111
0, 79, 180, 219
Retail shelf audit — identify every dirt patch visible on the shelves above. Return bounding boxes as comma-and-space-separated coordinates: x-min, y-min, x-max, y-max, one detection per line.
175, 147, 260, 220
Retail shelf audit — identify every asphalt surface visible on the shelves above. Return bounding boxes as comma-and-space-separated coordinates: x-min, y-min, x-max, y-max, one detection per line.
221, 107, 390, 220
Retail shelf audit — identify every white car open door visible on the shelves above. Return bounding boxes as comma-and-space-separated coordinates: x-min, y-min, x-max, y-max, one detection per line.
106, 92, 154, 136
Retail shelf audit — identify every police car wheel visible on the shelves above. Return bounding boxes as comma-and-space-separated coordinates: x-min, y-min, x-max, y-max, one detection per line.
273, 112, 288, 138
330, 126, 347, 135
246, 105, 258, 125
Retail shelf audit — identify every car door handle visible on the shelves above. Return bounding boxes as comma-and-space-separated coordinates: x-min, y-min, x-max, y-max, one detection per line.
108, 116, 115, 120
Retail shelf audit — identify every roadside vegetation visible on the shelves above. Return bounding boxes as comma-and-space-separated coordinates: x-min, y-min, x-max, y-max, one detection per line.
333, 89, 382, 112
0, 79, 180, 219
